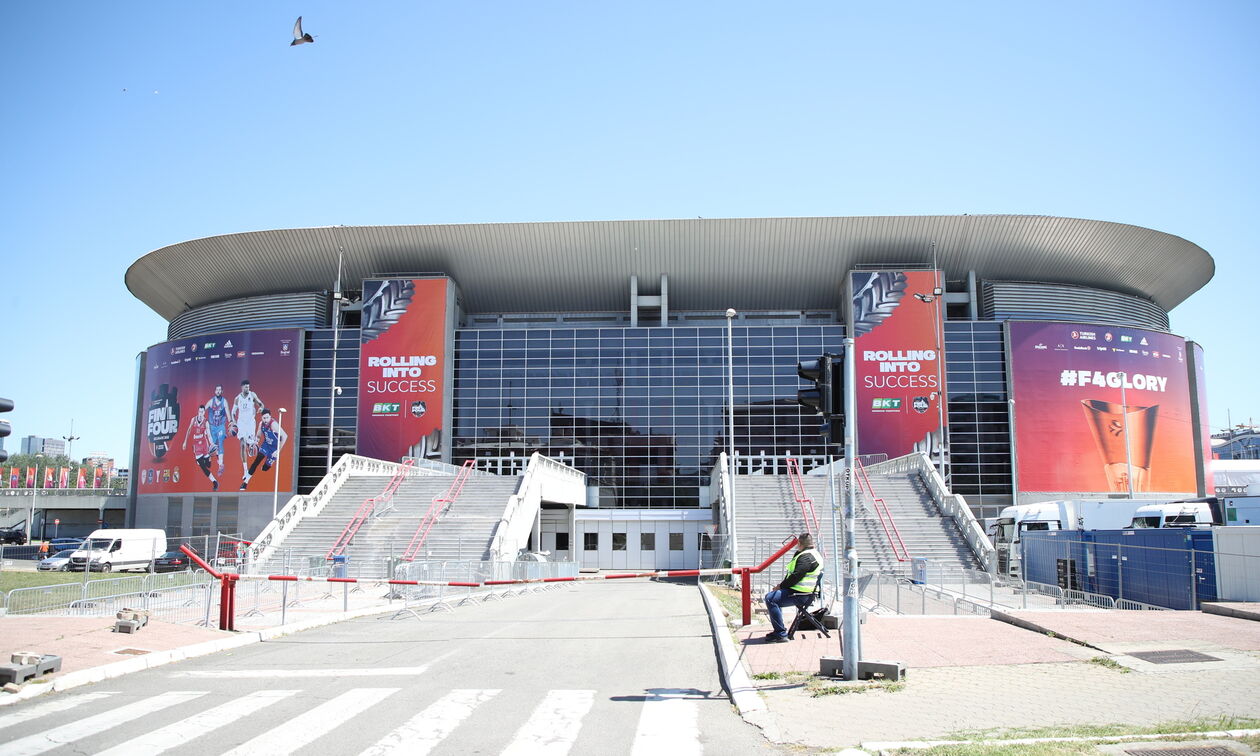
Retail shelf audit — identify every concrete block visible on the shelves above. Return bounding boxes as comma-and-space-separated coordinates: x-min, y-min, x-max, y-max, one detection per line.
10, 652, 42, 666
819, 657, 906, 681
35, 656, 61, 676
114, 619, 143, 634
0, 664, 37, 686
116, 609, 150, 625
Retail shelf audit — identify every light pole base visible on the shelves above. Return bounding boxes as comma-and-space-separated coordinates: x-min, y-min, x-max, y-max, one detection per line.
819, 657, 905, 681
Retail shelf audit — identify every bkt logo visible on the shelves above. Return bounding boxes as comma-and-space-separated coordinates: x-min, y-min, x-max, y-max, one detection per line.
872, 398, 901, 410
372, 403, 402, 414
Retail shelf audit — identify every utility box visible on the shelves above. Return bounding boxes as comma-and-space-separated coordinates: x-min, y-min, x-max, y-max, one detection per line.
332, 554, 348, 579
911, 557, 928, 584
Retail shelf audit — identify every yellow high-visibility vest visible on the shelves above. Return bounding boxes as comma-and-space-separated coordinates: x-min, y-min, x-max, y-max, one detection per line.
784, 548, 822, 593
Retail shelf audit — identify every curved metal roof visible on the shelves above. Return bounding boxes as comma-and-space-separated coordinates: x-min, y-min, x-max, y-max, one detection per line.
126, 215, 1214, 321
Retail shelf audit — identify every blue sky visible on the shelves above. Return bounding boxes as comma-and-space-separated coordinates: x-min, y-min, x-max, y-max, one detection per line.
2, 1, 1257, 463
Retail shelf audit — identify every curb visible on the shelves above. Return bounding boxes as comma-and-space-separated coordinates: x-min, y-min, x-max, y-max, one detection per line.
697, 583, 781, 741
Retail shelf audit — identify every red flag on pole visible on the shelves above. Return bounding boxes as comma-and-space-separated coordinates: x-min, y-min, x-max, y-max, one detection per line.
75, 468, 86, 489
43, 468, 53, 488
25, 467, 36, 488
7, 467, 15, 488
59, 467, 69, 488
93, 468, 103, 488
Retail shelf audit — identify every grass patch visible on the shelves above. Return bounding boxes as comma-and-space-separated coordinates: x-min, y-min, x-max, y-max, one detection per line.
886, 744, 1101, 755
809, 679, 905, 698
751, 671, 783, 680
948, 715, 1260, 742
900, 715, 1260, 754
0, 569, 206, 594
1085, 656, 1129, 673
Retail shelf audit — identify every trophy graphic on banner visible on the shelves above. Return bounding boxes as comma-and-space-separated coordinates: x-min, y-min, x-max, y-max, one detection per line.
1080, 399, 1159, 492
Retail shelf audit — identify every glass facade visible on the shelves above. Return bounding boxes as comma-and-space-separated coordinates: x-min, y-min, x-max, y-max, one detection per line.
298, 329, 362, 493
293, 319, 1018, 509
451, 325, 844, 508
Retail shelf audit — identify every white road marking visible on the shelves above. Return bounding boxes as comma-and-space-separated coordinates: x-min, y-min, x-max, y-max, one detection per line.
358, 688, 501, 756
221, 687, 399, 756
631, 689, 702, 756
2, 691, 206, 756
93, 689, 299, 756
177, 666, 431, 678
501, 689, 596, 756
0, 692, 115, 731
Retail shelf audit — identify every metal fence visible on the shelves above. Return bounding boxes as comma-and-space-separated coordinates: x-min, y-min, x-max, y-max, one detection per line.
3, 571, 214, 624
1019, 534, 1260, 610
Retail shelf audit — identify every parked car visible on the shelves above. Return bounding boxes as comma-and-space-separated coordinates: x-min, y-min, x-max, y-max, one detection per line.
49, 538, 84, 552
152, 550, 195, 573
0, 527, 27, 545
37, 549, 78, 571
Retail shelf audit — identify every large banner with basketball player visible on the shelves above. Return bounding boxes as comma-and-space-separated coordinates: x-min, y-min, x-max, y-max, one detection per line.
1006, 321, 1196, 494
356, 278, 455, 463
137, 328, 302, 495
847, 270, 949, 460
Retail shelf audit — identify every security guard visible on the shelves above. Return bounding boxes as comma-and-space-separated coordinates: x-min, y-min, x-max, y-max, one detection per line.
763, 532, 821, 642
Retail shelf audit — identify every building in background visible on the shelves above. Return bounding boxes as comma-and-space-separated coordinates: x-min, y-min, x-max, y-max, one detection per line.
1213, 427, 1260, 460
20, 436, 66, 456
124, 216, 1216, 539
81, 454, 116, 472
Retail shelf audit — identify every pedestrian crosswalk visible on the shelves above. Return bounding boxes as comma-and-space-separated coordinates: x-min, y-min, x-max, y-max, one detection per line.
0, 686, 711, 755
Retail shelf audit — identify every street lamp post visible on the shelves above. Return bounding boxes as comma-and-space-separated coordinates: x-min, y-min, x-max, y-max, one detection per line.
327, 251, 344, 473
62, 420, 80, 464
273, 408, 288, 518
725, 308, 738, 562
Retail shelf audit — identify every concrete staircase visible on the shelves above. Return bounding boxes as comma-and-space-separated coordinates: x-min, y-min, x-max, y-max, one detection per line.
729, 468, 980, 588
857, 471, 981, 574
259, 473, 521, 576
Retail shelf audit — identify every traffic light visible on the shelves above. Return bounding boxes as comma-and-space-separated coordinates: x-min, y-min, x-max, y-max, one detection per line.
0, 397, 12, 464
797, 355, 845, 442
797, 355, 833, 418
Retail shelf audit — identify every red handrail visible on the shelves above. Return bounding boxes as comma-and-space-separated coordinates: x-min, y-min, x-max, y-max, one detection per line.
401, 460, 476, 561
854, 459, 910, 562
784, 457, 825, 558
325, 459, 416, 560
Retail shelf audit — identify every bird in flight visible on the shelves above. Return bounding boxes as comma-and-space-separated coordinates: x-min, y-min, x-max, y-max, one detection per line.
291, 16, 315, 46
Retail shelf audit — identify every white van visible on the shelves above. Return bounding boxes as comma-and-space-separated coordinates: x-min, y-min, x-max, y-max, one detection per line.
69, 529, 167, 573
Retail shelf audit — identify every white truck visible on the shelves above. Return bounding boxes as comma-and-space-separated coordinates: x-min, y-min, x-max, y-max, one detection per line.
992, 499, 1205, 577
69, 529, 167, 573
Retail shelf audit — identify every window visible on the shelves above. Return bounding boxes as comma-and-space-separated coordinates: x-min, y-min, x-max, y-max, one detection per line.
555, 532, 569, 551
584, 533, 598, 551
191, 498, 212, 538
640, 533, 655, 551
166, 498, 183, 538
612, 533, 627, 551
669, 532, 684, 551
215, 498, 238, 534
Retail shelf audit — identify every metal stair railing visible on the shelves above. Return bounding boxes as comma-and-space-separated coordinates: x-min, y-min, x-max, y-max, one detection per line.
784, 456, 826, 559
402, 460, 476, 561
854, 459, 910, 563
325, 458, 416, 560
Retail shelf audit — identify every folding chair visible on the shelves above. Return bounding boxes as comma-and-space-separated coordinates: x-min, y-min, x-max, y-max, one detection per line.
786, 576, 831, 639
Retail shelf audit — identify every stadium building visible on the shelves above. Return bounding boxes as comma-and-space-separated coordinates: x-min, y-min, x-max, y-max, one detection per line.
124, 215, 1216, 569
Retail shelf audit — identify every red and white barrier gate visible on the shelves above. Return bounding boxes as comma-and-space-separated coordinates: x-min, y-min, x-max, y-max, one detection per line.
179, 538, 799, 631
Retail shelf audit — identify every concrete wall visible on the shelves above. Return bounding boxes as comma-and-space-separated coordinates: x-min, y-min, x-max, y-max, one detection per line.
539, 509, 714, 570
1214, 526, 1260, 601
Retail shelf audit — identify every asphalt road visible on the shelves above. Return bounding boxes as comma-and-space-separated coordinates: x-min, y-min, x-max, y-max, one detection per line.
0, 579, 781, 755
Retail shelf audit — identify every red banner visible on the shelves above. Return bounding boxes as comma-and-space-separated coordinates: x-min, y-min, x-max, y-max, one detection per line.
8, 468, 16, 488
75, 469, 86, 489
93, 468, 104, 488
43, 468, 53, 488
59, 467, 69, 488
1008, 321, 1195, 494
25, 467, 35, 488
357, 278, 451, 462
848, 270, 948, 460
